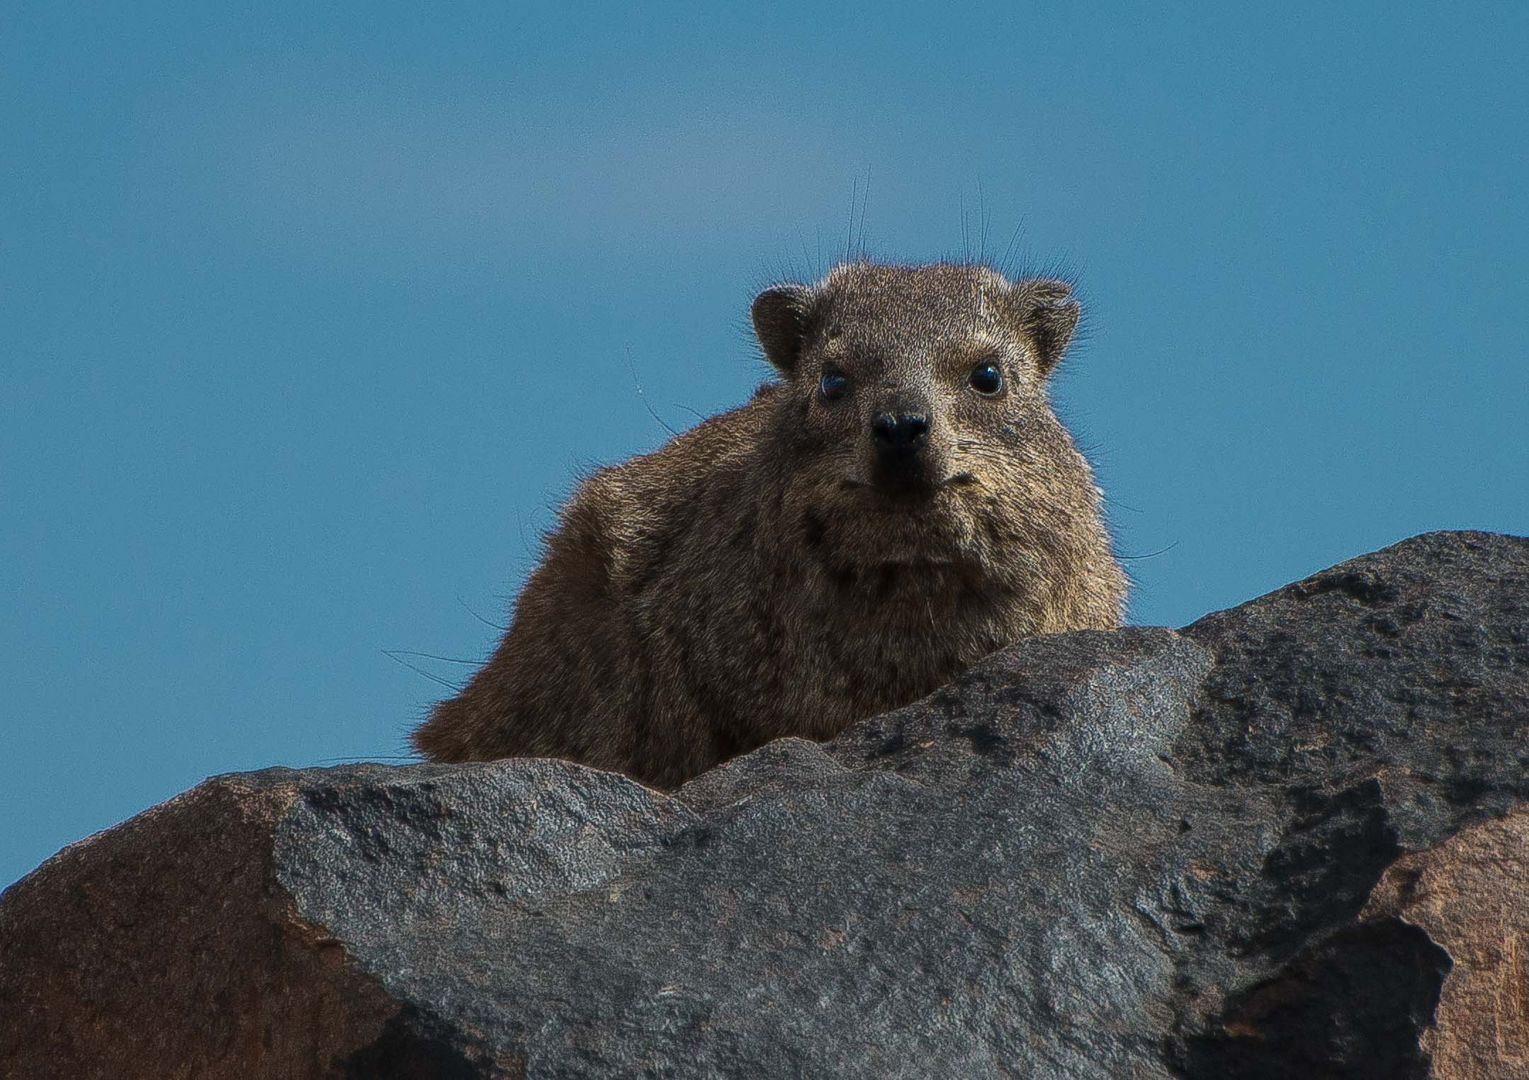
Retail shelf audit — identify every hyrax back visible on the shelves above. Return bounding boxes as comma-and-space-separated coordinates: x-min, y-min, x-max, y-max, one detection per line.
414, 262, 1127, 787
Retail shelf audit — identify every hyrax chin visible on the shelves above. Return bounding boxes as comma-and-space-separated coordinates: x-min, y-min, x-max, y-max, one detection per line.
414, 261, 1127, 788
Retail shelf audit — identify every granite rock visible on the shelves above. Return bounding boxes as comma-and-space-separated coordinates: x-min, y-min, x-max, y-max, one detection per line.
2, 531, 1526, 1078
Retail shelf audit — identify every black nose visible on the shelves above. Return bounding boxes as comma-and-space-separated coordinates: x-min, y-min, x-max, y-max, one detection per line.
871, 411, 930, 454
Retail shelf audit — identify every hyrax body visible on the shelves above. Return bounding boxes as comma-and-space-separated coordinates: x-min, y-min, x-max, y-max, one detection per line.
415, 262, 1127, 787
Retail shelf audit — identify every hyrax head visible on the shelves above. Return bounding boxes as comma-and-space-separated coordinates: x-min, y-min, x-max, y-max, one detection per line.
752, 262, 1082, 504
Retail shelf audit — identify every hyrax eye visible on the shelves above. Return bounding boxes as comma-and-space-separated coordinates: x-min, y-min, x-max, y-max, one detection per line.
819, 369, 850, 403
968, 361, 1004, 396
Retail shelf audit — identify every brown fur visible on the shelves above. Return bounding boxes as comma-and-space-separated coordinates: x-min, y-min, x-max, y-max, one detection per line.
414, 262, 1127, 787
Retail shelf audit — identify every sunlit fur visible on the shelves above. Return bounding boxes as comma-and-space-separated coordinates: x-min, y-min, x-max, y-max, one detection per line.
414, 262, 1127, 787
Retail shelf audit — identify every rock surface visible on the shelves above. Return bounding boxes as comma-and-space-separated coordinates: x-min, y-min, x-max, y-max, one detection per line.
2, 530, 1527, 1079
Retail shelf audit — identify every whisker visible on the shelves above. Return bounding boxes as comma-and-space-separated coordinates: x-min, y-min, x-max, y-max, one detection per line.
977, 179, 989, 264
383, 650, 467, 692
383, 649, 482, 665
999, 219, 1025, 276
1118, 540, 1179, 561
625, 345, 679, 437
457, 595, 508, 631
311, 754, 420, 765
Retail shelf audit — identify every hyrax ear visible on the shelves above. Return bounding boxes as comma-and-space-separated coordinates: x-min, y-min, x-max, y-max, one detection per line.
751, 284, 817, 376
1012, 279, 1081, 377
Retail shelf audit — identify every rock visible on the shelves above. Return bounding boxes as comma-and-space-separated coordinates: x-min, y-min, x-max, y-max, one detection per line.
2, 530, 1526, 1079
1362, 807, 1529, 1079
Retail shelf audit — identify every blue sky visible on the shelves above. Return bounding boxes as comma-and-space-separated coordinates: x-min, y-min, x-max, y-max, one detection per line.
3, 3, 1526, 887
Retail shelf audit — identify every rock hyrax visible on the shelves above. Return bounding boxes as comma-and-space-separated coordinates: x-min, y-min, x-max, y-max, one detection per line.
415, 261, 1127, 787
